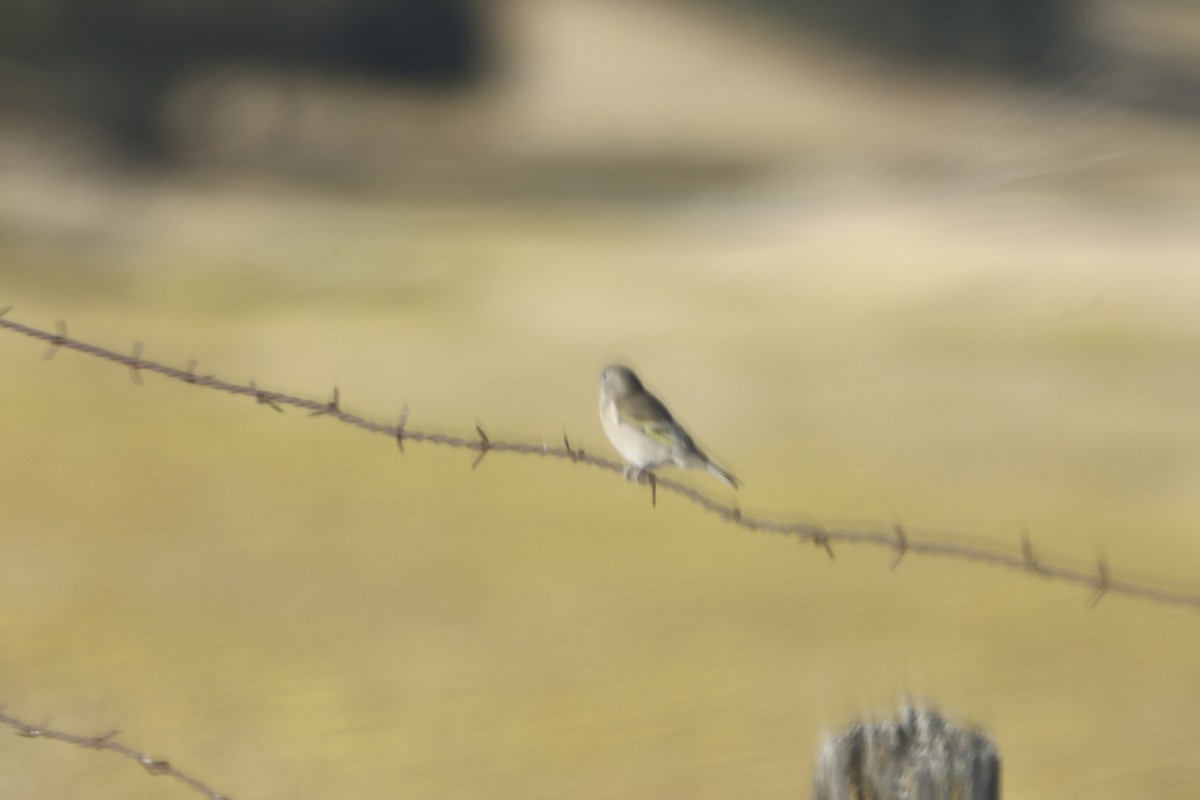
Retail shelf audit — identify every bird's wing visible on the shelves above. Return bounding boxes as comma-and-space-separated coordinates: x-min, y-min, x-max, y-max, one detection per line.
617, 391, 697, 452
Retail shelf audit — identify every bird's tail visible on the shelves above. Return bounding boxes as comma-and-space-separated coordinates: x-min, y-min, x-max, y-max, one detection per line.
705, 458, 741, 490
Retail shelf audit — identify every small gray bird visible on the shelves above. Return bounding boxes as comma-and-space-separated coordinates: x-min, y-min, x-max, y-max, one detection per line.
598, 364, 740, 489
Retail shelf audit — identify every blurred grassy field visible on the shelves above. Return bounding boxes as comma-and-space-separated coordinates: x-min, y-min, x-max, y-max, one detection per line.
3, 166, 1200, 798
4, 4, 1200, 797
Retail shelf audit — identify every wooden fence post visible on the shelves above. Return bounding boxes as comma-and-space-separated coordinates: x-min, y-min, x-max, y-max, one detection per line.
813, 706, 1000, 799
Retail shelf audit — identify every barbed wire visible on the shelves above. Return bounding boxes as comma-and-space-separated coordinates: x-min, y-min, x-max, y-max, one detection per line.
3, 309, 1200, 612
0, 707, 230, 800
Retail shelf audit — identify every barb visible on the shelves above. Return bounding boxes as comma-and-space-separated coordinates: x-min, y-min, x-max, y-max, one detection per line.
396, 403, 409, 452
472, 423, 490, 469
183, 358, 213, 385
43, 320, 67, 360
4, 314, 1200, 612
891, 520, 908, 571
814, 533, 835, 562
249, 380, 284, 413
1089, 555, 1111, 609
0, 708, 231, 800
309, 386, 341, 418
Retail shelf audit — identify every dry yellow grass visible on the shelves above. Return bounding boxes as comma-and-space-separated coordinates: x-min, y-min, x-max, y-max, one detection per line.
3, 166, 1200, 798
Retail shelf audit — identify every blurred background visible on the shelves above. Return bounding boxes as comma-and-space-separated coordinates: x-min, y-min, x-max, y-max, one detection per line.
2, 0, 1200, 797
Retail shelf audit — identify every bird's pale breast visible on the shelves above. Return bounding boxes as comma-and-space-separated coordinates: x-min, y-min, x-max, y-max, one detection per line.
600, 396, 673, 469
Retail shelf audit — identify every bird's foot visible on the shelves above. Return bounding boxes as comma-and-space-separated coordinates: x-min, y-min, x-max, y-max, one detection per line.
623, 466, 651, 484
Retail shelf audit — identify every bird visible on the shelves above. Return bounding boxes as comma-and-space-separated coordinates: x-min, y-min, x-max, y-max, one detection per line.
598, 364, 740, 489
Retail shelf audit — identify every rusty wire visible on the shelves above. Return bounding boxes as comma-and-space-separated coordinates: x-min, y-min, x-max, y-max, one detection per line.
0, 708, 230, 800
3, 312, 1200, 612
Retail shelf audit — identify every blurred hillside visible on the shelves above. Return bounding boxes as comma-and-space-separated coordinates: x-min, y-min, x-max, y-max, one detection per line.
707, 0, 1082, 72
0, 0, 488, 157
0, 0, 1196, 175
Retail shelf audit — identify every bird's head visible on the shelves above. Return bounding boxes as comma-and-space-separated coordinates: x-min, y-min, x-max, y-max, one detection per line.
599, 364, 643, 397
